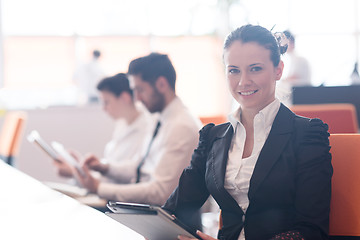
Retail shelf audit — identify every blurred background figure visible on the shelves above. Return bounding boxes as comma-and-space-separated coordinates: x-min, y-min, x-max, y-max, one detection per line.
281, 30, 312, 88
54, 73, 152, 184
73, 49, 105, 104
277, 30, 312, 106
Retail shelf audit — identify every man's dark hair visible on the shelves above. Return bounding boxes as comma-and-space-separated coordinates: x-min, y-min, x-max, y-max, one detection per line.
127, 52, 176, 90
97, 73, 133, 98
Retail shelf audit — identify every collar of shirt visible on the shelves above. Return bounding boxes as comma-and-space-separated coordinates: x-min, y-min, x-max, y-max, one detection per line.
158, 96, 182, 123
137, 96, 200, 183
228, 98, 281, 130
112, 110, 149, 142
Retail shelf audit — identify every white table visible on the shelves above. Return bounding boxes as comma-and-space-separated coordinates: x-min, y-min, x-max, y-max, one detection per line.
0, 161, 144, 240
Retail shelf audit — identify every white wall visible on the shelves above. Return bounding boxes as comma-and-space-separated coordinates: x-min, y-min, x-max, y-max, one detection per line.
9, 104, 114, 183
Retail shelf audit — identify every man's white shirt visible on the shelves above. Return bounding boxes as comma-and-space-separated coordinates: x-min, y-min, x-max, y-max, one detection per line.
98, 97, 202, 206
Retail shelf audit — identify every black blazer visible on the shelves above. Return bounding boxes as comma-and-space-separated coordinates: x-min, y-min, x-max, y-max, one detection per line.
164, 104, 332, 240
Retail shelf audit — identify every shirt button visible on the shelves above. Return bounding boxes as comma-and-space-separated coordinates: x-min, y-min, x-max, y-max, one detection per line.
257, 138, 262, 142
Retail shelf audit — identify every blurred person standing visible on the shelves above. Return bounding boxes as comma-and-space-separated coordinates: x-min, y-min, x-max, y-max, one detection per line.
73, 49, 106, 104
277, 30, 312, 106
281, 30, 311, 88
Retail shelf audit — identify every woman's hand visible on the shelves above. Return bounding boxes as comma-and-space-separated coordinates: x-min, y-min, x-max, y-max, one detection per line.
178, 230, 218, 240
75, 165, 100, 193
53, 158, 73, 177
82, 154, 109, 174
52, 149, 82, 178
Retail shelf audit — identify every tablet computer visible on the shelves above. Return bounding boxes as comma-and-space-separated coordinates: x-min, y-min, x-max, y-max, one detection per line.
27, 130, 61, 162
105, 201, 198, 240
51, 141, 85, 176
27, 130, 85, 176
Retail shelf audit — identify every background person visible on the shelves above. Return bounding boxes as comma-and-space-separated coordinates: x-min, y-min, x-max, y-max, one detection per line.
77, 53, 203, 212
73, 49, 106, 104
54, 73, 151, 183
281, 30, 311, 88
164, 24, 332, 240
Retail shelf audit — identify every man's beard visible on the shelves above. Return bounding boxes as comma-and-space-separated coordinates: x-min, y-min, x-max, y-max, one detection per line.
147, 88, 166, 113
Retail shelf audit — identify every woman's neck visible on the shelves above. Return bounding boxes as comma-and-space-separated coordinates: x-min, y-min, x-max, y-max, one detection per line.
123, 106, 140, 125
241, 108, 257, 126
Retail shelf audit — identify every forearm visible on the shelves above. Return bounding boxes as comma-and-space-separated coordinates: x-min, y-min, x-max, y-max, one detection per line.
104, 160, 137, 183
97, 180, 171, 206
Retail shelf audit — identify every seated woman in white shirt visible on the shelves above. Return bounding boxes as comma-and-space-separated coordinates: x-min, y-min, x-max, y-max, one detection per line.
163, 24, 332, 240
55, 73, 151, 184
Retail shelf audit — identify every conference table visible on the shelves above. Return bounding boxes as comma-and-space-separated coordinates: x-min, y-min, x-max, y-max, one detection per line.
0, 161, 144, 240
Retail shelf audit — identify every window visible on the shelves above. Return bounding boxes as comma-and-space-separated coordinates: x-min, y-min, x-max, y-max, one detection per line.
0, 0, 359, 113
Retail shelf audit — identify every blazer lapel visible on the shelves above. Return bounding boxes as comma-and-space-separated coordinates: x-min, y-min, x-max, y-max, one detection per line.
248, 104, 295, 199
207, 123, 243, 213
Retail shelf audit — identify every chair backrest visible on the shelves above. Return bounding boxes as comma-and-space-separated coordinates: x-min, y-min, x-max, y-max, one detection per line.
290, 103, 359, 133
329, 133, 360, 236
200, 115, 227, 126
0, 111, 27, 165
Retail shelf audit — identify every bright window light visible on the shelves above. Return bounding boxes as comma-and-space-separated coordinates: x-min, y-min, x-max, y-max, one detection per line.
0, 0, 360, 114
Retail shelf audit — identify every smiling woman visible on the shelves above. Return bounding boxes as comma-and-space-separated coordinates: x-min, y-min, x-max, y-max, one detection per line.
224, 41, 283, 114
163, 24, 332, 240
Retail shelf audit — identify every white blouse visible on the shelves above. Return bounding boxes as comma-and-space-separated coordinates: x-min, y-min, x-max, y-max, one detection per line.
103, 110, 153, 182
104, 111, 151, 164
225, 99, 280, 240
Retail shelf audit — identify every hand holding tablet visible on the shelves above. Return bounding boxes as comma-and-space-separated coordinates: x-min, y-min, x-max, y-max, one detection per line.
27, 130, 85, 177
51, 141, 85, 177
105, 201, 198, 240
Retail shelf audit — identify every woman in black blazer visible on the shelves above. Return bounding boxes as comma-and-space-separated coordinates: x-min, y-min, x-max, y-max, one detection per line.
163, 24, 332, 240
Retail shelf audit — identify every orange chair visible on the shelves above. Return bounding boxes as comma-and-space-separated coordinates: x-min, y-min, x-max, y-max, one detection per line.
290, 103, 359, 134
0, 111, 27, 165
329, 134, 360, 237
199, 115, 227, 126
